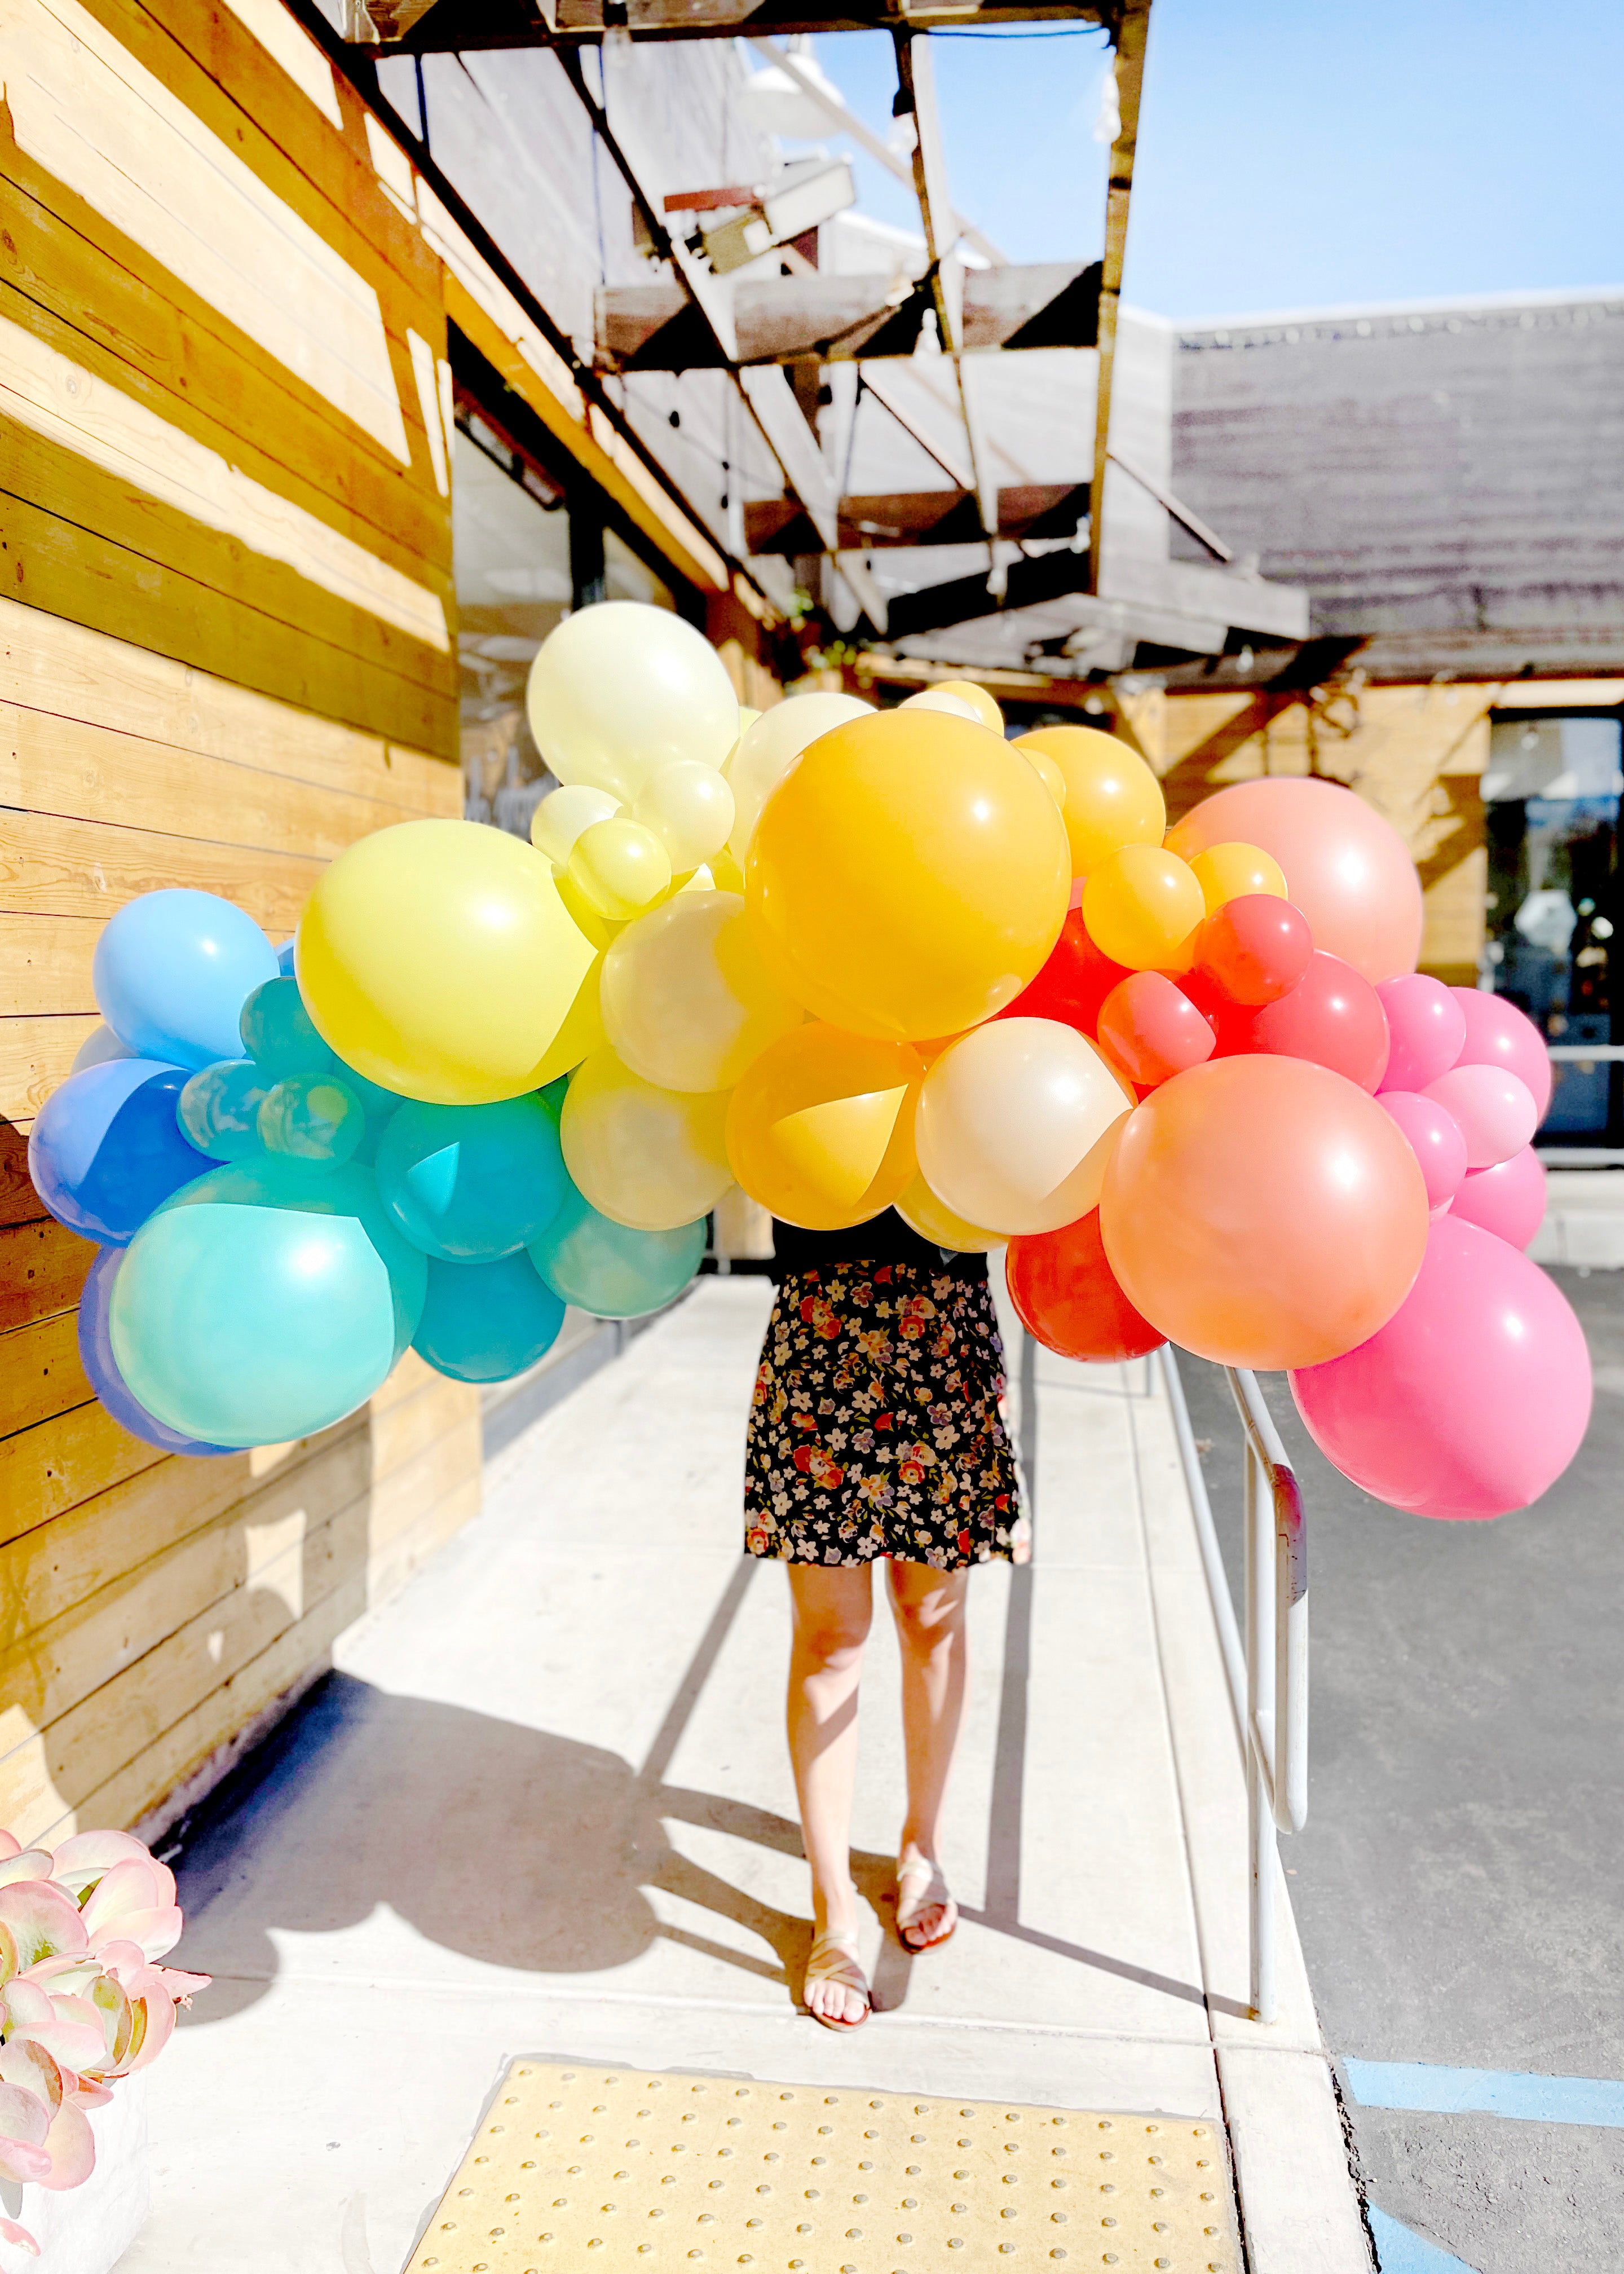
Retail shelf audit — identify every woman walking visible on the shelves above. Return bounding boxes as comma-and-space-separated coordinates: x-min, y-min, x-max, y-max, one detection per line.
744, 1209, 1023, 2030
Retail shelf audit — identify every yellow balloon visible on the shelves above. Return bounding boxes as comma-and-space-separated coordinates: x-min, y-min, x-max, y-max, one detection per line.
560, 1047, 733, 1231
633, 761, 735, 870
1082, 845, 1207, 972
1189, 840, 1288, 913
710, 847, 747, 894
600, 892, 803, 1093
933, 680, 1006, 734
531, 783, 620, 865
566, 818, 673, 922
895, 1172, 1000, 1253
724, 691, 874, 863
747, 710, 1070, 1042
1017, 726, 1165, 876
726, 1023, 923, 1230
298, 819, 594, 1105
526, 601, 739, 801
554, 866, 622, 951
530, 953, 606, 1086
1018, 744, 1067, 810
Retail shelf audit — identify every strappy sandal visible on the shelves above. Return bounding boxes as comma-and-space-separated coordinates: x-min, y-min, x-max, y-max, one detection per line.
895, 1857, 959, 1953
803, 1927, 872, 2031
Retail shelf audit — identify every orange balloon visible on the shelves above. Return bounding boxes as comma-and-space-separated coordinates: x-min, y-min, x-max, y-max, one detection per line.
1017, 726, 1164, 875
1099, 1055, 1428, 1369
725, 1022, 923, 1230
1082, 846, 1206, 972
1167, 778, 1422, 985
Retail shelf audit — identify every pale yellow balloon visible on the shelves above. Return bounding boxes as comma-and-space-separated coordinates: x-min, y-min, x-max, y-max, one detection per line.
566, 817, 673, 922
934, 680, 1005, 734
895, 1171, 1000, 1253
531, 783, 620, 865
915, 1016, 1135, 1236
736, 705, 763, 737
1189, 840, 1288, 914
710, 848, 747, 895
633, 761, 736, 870
554, 867, 622, 951
530, 953, 606, 1086
599, 891, 803, 1093
526, 601, 739, 801
724, 691, 875, 862
561, 1047, 734, 1231
900, 689, 981, 724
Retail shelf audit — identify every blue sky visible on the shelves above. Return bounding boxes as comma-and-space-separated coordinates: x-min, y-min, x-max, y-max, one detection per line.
805, 1, 1624, 317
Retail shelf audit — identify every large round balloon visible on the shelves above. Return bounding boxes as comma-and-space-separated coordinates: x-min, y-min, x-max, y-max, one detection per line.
1167, 777, 1423, 985
92, 890, 279, 1069
1007, 1209, 1164, 1362
1290, 1216, 1591, 1518
724, 691, 873, 863
561, 1048, 733, 1231
1015, 726, 1164, 876
1450, 987, 1552, 1120
412, 1252, 565, 1383
747, 709, 1070, 1041
524, 601, 739, 802
29, 1060, 206, 1243
1100, 1055, 1429, 1369
600, 892, 802, 1094
375, 1092, 567, 1259
725, 1023, 923, 1230
531, 1183, 705, 1317
1449, 1146, 1546, 1249
110, 1162, 426, 1447
297, 819, 595, 1105
78, 1248, 231, 1456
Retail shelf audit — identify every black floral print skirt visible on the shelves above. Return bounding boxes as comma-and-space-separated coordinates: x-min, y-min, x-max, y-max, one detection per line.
744, 1262, 1021, 1568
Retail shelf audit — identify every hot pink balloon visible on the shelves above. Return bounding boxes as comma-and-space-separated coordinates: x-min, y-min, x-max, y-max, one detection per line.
1290, 1215, 1591, 1519
1450, 988, 1552, 1120
1424, 1064, 1538, 1170
1379, 1091, 1468, 1211
1449, 1146, 1547, 1250
1377, 974, 1467, 1093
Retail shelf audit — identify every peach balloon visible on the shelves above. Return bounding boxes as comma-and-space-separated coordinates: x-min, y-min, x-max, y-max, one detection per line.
1100, 1055, 1429, 1368
1167, 777, 1423, 985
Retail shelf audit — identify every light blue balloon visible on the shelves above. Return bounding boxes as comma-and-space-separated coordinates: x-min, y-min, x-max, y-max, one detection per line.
259, 1074, 366, 1164
178, 1059, 272, 1162
531, 1183, 705, 1317
412, 1253, 564, 1383
93, 890, 279, 1071
29, 1058, 208, 1244
375, 1094, 568, 1261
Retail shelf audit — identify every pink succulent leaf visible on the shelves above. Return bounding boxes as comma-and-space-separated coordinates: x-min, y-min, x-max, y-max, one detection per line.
67, 2079, 112, 2109
20, 1961, 98, 1994
34, 2096, 94, 2192
0, 1982, 51, 2031
0, 1925, 19, 1995
155, 1966, 210, 2003
87, 1977, 134, 2074
0, 2090, 47, 2152
0, 2214, 39, 2255
46, 1833, 153, 1905
87, 1907, 182, 1964
0, 2042, 62, 2118
125, 1992, 173, 2074
89, 1942, 149, 1983
3, 1986, 105, 2074
0, 1888, 86, 1969
78, 1861, 167, 1936
0, 1860, 52, 1897
0, 1837, 20, 1866
0, 2140, 51, 2188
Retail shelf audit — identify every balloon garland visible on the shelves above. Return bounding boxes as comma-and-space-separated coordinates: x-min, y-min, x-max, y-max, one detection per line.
31, 603, 1589, 1518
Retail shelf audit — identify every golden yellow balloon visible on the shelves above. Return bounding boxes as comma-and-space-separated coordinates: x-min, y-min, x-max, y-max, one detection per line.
726, 1023, 923, 1231
566, 817, 673, 922
1189, 840, 1288, 914
1018, 744, 1067, 810
895, 1172, 1000, 1253
560, 1047, 733, 1231
1082, 845, 1207, 973
297, 818, 594, 1105
747, 710, 1070, 1042
1017, 725, 1165, 876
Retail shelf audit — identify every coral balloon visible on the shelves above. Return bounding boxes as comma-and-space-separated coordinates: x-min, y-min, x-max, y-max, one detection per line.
1096, 971, 1216, 1087
1082, 847, 1206, 974
1189, 842, 1287, 913
725, 691, 874, 862
894, 1173, 999, 1253
998, 907, 1128, 1035
747, 709, 1070, 1042
915, 1018, 1133, 1237
1423, 1064, 1538, 1169
524, 600, 739, 801
1450, 988, 1552, 1119
600, 892, 802, 1093
1168, 776, 1423, 984
1017, 726, 1164, 876
1234, 950, 1391, 1092
1375, 974, 1467, 1092
1193, 894, 1313, 1006
297, 820, 595, 1105
1100, 1055, 1429, 1369
1007, 1208, 1165, 1362
633, 761, 735, 871
1290, 1216, 1591, 1518
1378, 1091, 1468, 1211
725, 1023, 923, 1230
560, 1048, 733, 1231
1449, 1147, 1547, 1249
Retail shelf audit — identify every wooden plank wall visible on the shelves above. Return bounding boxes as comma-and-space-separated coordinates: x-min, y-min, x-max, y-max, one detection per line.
0, 0, 481, 1844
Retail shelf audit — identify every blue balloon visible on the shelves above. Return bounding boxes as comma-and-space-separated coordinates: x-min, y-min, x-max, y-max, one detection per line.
375, 1094, 568, 1261
29, 1059, 209, 1244
276, 937, 298, 977
412, 1253, 564, 1383
178, 1059, 272, 1162
78, 1249, 231, 1457
531, 1184, 705, 1317
94, 890, 279, 1070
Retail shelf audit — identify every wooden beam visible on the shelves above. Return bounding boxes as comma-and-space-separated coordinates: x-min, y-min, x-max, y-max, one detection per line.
745, 482, 1089, 553
367, 2, 1116, 51
1087, 0, 1151, 596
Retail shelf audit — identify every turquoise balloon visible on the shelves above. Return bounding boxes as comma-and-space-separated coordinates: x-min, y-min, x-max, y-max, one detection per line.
240, 976, 342, 1079
531, 1183, 705, 1317
177, 1059, 271, 1162
259, 1073, 365, 1164
375, 1094, 567, 1262
109, 1162, 426, 1448
412, 1253, 564, 1383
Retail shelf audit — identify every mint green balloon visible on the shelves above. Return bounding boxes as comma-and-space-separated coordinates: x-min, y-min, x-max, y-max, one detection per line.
529, 1182, 704, 1317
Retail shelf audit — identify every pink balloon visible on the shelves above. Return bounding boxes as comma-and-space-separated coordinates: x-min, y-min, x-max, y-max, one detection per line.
1377, 974, 1467, 1093
1290, 1215, 1591, 1519
1449, 1146, 1547, 1250
1424, 1064, 1538, 1169
1449, 988, 1552, 1120
1379, 1091, 1468, 1211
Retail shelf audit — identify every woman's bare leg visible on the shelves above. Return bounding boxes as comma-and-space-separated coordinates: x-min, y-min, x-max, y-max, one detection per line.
887, 1558, 970, 1944
785, 1562, 874, 2023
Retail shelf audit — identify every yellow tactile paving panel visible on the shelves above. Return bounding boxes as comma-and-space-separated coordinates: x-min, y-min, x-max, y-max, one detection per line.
404, 2060, 1241, 2273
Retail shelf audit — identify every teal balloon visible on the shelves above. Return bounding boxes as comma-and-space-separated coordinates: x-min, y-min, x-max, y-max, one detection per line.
531, 1183, 705, 1317
240, 976, 342, 1079
110, 1162, 426, 1447
412, 1253, 564, 1383
375, 1094, 567, 1262
259, 1073, 365, 1164
178, 1060, 271, 1162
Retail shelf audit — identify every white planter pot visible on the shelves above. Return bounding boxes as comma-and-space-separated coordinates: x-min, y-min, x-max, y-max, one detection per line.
0, 2074, 149, 2274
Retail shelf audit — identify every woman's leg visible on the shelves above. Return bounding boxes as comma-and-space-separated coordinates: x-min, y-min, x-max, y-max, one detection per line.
785, 1562, 874, 2022
887, 1558, 970, 1945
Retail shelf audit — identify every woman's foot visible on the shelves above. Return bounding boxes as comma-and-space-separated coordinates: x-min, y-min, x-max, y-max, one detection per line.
804, 1926, 871, 2029
895, 1853, 958, 1952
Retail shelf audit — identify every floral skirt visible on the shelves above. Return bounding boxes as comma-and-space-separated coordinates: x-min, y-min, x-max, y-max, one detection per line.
744, 1262, 1021, 1569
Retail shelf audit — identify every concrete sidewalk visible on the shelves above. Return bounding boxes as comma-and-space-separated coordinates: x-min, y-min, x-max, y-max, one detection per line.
123, 1279, 1371, 2273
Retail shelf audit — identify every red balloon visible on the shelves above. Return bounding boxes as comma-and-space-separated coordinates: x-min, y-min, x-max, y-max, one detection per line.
998, 906, 1127, 1036
1194, 894, 1314, 1006
1096, 971, 1216, 1087
1007, 1207, 1166, 1362
1230, 951, 1392, 1092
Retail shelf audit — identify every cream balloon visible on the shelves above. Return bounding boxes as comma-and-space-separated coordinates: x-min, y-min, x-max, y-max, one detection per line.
724, 691, 875, 862
633, 761, 736, 870
600, 891, 803, 1093
560, 1048, 734, 1231
531, 783, 621, 865
900, 689, 981, 724
933, 680, 1005, 733
525, 601, 740, 803
915, 1017, 1135, 1236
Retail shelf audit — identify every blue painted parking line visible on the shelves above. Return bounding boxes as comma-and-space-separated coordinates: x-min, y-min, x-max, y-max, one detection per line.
1367, 2206, 1481, 2272
1346, 2057, 1624, 2128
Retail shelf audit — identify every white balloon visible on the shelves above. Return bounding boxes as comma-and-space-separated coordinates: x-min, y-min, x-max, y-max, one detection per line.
531, 783, 621, 865
724, 691, 875, 862
633, 761, 736, 870
526, 602, 740, 803
601, 892, 802, 1093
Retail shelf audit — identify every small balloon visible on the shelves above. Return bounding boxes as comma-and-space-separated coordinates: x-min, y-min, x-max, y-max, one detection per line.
997, 907, 1128, 1036
530, 783, 621, 865
92, 889, 279, 1070
566, 817, 673, 922
1188, 841, 1287, 913
1082, 847, 1205, 973
724, 691, 875, 863
530, 1183, 705, 1317
1193, 894, 1313, 1007
1375, 974, 1467, 1092
258, 1073, 366, 1164
1096, 971, 1216, 1088
177, 1059, 272, 1162
412, 1252, 565, 1383
1449, 988, 1552, 1120
1449, 1146, 1547, 1249
1378, 1091, 1468, 1211
374, 1092, 568, 1259
633, 761, 735, 870
70, 1025, 135, 1076
930, 680, 1005, 733
1007, 1209, 1165, 1363
525, 601, 740, 801
726, 1023, 923, 1230
77, 1248, 231, 1456
561, 1048, 734, 1231
1423, 1064, 1538, 1169
600, 892, 803, 1094
1232, 950, 1391, 1092
29, 1060, 207, 1244
1015, 727, 1164, 876
239, 977, 341, 1079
